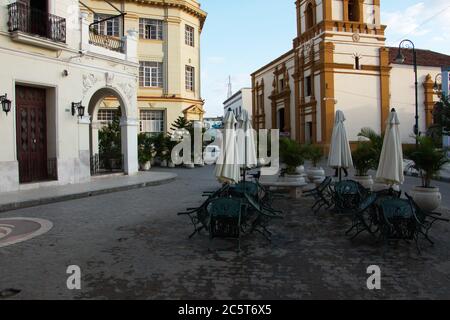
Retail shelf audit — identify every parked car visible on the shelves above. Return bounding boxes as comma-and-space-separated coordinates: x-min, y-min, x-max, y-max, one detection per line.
204, 145, 221, 164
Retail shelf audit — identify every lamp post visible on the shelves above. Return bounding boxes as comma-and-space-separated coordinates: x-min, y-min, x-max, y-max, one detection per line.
71, 101, 86, 118
395, 39, 419, 148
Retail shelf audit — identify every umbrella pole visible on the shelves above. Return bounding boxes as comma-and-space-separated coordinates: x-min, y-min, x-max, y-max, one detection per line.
339, 167, 342, 182
243, 133, 247, 185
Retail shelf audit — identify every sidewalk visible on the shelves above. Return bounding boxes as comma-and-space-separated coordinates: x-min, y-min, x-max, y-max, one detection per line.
0, 171, 177, 213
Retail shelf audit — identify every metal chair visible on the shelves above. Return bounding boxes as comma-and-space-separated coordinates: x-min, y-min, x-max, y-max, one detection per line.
304, 177, 333, 213
208, 197, 243, 249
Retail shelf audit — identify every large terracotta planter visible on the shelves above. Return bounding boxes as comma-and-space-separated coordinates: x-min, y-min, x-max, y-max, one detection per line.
354, 175, 374, 190
410, 187, 442, 212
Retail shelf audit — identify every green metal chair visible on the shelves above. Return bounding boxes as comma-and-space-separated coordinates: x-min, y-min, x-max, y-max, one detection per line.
208, 197, 243, 249
304, 177, 333, 214
242, 192, 283, 240
346, 193, 379, 240
405, 193, 449, 246
331, 180, 369, 214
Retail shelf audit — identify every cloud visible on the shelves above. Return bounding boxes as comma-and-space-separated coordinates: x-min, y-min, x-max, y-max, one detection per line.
383, 1, 450, 48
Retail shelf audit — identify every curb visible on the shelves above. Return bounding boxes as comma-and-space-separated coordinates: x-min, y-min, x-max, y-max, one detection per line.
0, 176, 177, 214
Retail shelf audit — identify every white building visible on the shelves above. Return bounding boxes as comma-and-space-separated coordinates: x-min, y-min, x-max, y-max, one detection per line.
252, 0, 450, 149
0, 0, 207, 193
223, 88, 252, 118
0, 0, 140, 192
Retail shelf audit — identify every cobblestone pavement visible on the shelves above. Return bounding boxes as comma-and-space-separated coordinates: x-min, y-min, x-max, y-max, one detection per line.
1, 166, 450, 300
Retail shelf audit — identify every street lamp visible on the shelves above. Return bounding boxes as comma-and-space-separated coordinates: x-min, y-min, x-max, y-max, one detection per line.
395, 39, 419, 147
71, 101, 85, 118
0, 94, 12, 116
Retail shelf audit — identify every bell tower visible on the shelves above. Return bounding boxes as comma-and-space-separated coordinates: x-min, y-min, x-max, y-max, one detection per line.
293, 0, 388, 148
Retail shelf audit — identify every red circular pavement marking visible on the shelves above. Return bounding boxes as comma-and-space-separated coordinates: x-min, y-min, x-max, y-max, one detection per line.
0, 218, 53, 248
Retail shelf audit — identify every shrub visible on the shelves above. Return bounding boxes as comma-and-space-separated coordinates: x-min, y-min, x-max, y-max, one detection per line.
304, 144, 324, 168
352, 142, 377, 176
404, 136, 449, 188
280, 138, 305, 174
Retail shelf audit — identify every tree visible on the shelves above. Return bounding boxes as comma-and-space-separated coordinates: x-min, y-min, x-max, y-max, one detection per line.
171, 116, 191, 131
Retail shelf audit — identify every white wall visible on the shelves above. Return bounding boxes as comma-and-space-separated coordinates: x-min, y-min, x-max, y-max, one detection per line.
390, 64, 442, 144
334, 72, 382, 141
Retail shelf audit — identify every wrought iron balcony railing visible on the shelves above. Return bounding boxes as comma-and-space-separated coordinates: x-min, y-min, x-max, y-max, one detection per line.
89, 31, 125, 53
7, 2, 66, 43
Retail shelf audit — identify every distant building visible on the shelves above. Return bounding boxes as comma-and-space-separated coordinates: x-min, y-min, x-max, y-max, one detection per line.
223, 88, 252, 118
203, 117, 223, 130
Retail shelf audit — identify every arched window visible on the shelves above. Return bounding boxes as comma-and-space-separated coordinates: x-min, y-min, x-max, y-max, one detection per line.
305, 3, 315, 30
348, 0, 360, 22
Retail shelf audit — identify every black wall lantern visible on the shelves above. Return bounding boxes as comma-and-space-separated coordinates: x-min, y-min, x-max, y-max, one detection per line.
0, 94, 12, 116
72, 101, 85, 118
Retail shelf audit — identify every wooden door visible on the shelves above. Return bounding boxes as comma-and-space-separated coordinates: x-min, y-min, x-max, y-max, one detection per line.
16, 86, 48, 183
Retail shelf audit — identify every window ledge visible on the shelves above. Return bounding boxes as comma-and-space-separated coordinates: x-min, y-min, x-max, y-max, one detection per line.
9, 31, 67, 51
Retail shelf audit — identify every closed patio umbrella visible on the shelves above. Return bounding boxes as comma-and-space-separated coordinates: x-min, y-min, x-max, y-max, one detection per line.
237, 110, 257, 182
328, 110, 353, 180
215, 110, 240, 184
376, 108, 404, 186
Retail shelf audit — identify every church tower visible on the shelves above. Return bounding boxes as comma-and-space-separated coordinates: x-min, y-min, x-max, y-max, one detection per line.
293, 0, 389, 148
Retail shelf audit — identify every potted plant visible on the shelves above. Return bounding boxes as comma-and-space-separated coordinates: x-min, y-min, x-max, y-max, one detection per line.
138, 133, 153, 171
279, 138, 306, 183
164, 136, 178, 168
405, 136, 449, 211
305, 144, 325, 183
352, 141, 376, 189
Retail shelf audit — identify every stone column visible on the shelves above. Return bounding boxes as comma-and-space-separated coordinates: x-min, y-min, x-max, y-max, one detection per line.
78, 115, 91, 181
120, 117, 139, 175
423, 74, 435, 129
80, 11, 90, 52
90, 121, 102, 157
124, 29, 138, 64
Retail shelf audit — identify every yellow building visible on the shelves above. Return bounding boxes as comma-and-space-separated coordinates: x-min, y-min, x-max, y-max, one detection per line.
252, 0, 450, 150
82, 0, 206, 134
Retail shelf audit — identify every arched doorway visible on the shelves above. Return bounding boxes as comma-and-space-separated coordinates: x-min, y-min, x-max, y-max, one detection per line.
87, 87, 138, 176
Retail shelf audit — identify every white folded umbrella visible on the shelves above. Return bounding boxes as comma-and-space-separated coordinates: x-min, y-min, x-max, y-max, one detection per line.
328, 110, 353, 173
376, 109, 404, 186
214, 110, 240, 184
237, 110, 258, 173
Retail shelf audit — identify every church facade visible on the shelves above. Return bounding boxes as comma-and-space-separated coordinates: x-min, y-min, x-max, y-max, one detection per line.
251, 0, 450, 149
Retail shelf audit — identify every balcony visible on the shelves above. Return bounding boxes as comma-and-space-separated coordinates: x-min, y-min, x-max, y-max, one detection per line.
80, 12, 137, 64
7, 2, 66, 49
89, 31, 125, 54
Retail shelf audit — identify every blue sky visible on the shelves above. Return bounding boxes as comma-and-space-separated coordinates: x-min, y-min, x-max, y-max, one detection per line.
199, 0, 450, 117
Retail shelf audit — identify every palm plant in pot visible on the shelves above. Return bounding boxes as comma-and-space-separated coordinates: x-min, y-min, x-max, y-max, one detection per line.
405, 136, 449, 211
352, 141, 377, 189
305, 144, 325, 183
279, 138, 305, 183
138, 133, 154, 171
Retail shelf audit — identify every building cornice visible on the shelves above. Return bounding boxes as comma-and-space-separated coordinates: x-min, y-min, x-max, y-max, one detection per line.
127, 0, 207, 29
